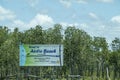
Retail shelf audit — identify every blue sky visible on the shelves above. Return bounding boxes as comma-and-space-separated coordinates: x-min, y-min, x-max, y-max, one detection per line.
0, 0, 120, 43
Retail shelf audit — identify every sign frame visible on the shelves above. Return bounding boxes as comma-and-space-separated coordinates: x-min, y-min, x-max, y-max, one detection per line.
19, 44, 63, 66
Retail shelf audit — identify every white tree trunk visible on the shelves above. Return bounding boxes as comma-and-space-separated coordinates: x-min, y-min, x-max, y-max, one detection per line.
106, 67, 111, 80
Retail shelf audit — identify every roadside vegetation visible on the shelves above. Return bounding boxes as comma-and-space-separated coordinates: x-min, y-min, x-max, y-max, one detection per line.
0, 24, 120, 80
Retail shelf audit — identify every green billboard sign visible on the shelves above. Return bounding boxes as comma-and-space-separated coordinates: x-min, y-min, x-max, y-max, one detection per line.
20, 44, 63, 66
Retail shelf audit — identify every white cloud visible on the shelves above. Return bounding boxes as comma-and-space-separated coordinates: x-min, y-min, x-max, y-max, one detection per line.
80, 23, 88, 28
27, 0, 39, 7
29, 14, 54, 28
13, 20, 27, 30
11, 19, 30, 31
10, 13, 120, 44
77, 0, 87, 4
89, 12, 98, 20
13, 20, 25, 26
12, 14, 54, 30
0, 6, 16, 21
60, 22, 89, 31
59, 0, 71, 8
111, 15, 120, 24
59, 0, 87, 8
0, 6, 11, 14
60, 22, 79, 28
60, 0, 113, 7
96, 0, 113, 3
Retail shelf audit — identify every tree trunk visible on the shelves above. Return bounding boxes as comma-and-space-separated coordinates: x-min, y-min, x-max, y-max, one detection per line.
113, 66, 117, 80
106, 67, 111, 80
102, 62, 104, 78
96, 62, 100, 78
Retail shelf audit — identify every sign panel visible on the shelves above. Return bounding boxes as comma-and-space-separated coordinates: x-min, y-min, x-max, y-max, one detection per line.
20, 44, 63, 66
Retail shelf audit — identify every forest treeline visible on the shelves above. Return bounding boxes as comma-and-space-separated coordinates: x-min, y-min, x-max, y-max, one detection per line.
0, 24, 120, 80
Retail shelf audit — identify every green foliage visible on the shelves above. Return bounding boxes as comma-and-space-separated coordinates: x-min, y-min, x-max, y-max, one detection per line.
0, 25, 120, 80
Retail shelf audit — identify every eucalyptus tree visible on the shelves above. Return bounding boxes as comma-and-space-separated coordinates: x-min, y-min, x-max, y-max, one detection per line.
64, 26, 77, 75
43, 24, 63, 79
43, 24, 63, 44
110, 37, 120, 80
0, 26, 10, 79
0, 26, 9, 46
64, 26, 92, 78
22, 25, 44, 79
93, 37, 110, 80
0, 38, 18, 76
21, 25, 43, 44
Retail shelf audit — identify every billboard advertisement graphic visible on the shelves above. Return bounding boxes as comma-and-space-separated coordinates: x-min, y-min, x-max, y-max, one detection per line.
20, 44, 63, 66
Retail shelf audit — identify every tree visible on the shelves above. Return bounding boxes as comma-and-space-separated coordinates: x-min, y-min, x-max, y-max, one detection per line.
110, 38, 120, 80
93, 37, 110, 80
64, 26, 92, 78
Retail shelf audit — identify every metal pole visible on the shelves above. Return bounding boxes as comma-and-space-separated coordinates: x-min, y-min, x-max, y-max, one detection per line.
59, 45, 62, 79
